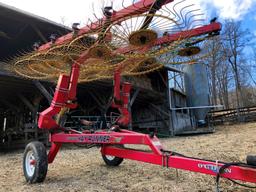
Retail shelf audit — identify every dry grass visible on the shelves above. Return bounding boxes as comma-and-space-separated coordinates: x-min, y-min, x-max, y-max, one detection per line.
1, 122, 256, 192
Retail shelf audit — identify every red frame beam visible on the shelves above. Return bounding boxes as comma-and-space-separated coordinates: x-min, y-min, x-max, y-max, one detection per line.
116, 22, 222, 54
154, 22, 221, 45
49, 130, 163, 155
102, 146, 256, 183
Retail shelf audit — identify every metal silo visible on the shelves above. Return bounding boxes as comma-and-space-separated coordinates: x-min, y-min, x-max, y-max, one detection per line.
184, 63, 210, 125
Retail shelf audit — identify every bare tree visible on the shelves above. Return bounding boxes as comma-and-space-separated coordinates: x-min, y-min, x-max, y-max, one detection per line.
223, 20, 251, 108
204, 19, 254, 111
216, 59, 232, 108
204, 36, 231, 108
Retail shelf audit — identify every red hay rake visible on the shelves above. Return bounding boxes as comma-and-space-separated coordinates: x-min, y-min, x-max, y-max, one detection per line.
12, 0, 256, 190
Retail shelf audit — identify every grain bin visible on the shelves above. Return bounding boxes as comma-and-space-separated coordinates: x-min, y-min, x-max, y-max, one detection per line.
184, 63, 210, 125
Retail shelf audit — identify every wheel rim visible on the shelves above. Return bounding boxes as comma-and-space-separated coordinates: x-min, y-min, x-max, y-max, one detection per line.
25, 150, 36, 177
105, 155, 115, 161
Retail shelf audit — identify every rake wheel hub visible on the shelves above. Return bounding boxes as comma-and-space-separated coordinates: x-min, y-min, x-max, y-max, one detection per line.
88, 45, 111, 59
177, 46, 201, 57
128, 29, 157, 46
142, 57, 157, 65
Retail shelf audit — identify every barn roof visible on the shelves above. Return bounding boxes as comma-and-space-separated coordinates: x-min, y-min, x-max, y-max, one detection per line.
0, 2, 71, 62
0, 3, 72, 98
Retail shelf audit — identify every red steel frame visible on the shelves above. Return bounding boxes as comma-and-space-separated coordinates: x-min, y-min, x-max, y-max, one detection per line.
36, 0, 256, 185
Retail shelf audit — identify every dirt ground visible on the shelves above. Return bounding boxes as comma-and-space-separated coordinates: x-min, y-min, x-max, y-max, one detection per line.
1, 122, 256, 192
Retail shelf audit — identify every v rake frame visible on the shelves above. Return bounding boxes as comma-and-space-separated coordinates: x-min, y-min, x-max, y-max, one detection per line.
21, 0, 256, 189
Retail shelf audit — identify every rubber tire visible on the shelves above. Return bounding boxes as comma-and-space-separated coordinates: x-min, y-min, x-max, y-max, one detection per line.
102, 155, 124, 166
23, 141, 48, 183
246, 155, 256, 166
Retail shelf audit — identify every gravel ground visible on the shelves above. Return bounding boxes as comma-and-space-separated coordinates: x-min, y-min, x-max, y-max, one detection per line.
1, 122, 256, 192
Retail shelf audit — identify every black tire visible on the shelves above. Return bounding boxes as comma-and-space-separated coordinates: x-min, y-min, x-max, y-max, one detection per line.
247, 155, 256, 166
23, 141, 48, 183
102, 155, 124, 166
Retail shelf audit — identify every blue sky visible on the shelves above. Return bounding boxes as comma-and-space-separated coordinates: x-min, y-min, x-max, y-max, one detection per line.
243, 8, 256, 45
242, 6, 256, 33
199, 0, 256, 37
